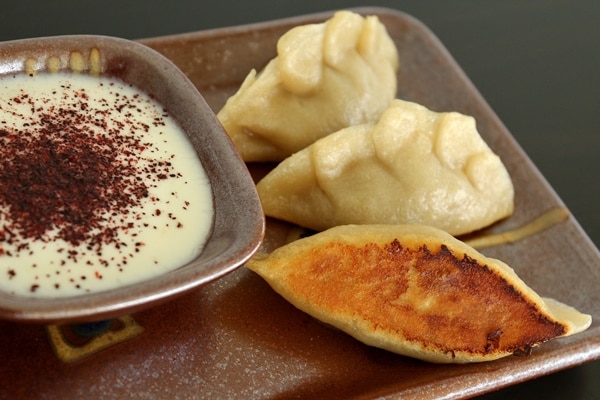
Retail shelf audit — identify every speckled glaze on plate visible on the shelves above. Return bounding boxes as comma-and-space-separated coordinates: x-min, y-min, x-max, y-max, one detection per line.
0, 7, 599, 399
0, 35, 264, 323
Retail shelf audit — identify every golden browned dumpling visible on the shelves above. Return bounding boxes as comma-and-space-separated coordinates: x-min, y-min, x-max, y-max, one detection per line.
256, 99, 514, 236
217, 10, 399, 162
247, 224, 591, 363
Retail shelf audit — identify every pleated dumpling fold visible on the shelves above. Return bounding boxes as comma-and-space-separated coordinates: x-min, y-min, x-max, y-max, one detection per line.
256, 99, 515, 236
217, 10, 399, 162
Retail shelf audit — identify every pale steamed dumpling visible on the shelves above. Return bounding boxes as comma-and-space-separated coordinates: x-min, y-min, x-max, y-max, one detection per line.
217, 10, 399, 162
256, 99, 515, 236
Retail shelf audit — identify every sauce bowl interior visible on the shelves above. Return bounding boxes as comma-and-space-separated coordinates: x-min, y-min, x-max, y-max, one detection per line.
0, 35, 264, 324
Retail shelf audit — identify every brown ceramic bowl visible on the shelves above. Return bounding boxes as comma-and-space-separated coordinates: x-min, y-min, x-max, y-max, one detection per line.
0, 35, 264, 324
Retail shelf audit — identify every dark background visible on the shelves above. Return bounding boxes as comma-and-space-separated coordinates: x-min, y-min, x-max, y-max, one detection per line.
1, 1, 599, 398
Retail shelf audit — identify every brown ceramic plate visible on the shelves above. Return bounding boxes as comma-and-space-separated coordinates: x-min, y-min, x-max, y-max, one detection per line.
0, 7, 599, 399
0, 35, 264, 323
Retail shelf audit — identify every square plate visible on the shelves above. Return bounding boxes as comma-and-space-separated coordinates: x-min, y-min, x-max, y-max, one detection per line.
1, 7, 599, 399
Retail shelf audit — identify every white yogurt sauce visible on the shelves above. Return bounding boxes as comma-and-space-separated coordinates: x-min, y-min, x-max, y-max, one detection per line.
0, 72, 213, 297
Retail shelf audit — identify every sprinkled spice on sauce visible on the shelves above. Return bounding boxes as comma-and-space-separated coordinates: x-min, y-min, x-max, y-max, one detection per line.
0, 73, 213, 297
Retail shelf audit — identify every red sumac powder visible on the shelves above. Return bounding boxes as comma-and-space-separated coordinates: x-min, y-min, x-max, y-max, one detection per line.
0, 82, 172, 251
0, 73, 212, 296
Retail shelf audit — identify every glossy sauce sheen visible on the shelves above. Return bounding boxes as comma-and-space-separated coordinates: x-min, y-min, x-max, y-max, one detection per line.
0, 72, 213, 297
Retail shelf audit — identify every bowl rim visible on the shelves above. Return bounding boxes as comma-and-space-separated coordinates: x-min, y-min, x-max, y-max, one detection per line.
0, 34, 265, 324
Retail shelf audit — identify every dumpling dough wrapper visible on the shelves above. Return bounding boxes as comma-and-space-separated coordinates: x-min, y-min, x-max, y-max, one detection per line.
256, 99, 515, 236
247, 224, 592, 363
217, 10, 399, 162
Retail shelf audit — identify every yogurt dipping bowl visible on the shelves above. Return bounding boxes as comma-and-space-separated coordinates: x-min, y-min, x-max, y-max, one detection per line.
0, 35, 265, 323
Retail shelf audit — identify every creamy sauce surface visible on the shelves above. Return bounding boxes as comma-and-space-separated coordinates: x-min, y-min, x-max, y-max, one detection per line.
0, 72, 213, 297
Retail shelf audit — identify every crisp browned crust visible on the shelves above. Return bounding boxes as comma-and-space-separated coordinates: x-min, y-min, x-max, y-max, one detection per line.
247, 224, 590, 363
